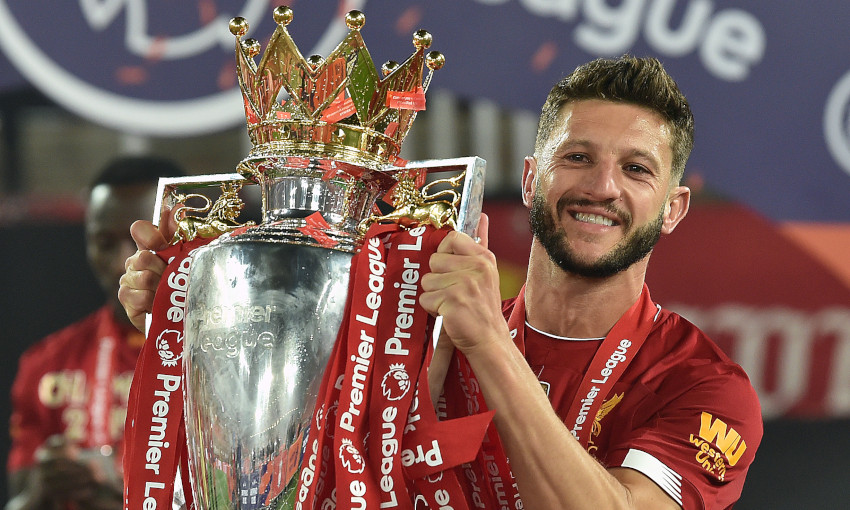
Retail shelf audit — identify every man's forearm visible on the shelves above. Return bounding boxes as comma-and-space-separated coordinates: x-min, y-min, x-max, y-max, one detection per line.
463, 339, 638, 510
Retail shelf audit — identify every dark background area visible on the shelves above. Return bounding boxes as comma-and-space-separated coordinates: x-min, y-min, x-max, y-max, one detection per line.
0, 224, 102, 499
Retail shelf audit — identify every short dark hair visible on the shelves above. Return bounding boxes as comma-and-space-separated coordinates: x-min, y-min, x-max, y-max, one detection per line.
89, 155, 186, 189
535, 55, 694, 183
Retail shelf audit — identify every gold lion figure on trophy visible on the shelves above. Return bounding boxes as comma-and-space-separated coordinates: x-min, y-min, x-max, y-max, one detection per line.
363, 171, 465, 233
171, 182, 254, 243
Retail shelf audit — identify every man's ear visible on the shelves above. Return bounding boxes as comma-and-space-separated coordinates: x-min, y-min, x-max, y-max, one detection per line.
521, 156, 537, 209
662, 185, 691, 235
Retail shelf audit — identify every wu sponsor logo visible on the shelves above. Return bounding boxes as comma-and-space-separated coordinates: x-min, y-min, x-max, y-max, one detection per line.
696, 412, 747, 466
688, 411, 747, 481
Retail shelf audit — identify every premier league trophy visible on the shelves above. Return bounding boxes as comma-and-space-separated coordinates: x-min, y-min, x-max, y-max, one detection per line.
138, 7, 484, 509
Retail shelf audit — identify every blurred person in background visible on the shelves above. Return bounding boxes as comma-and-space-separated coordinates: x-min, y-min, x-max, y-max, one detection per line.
6, 156, 184, 510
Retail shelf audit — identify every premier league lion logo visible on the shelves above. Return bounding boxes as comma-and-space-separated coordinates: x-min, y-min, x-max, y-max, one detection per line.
339, 438, 365, 474
155, 329, 183, 367
324, 403, 339, 439
381, 363, 411, 401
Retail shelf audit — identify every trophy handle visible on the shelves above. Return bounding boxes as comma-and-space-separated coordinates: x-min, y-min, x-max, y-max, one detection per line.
382, 156, 487, 238
152, 173, 255, 232
143, 174, 255, 337
151, 157, 486, 240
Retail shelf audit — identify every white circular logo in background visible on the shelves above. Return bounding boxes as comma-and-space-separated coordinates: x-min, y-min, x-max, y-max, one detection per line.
824, 69, 850, 177
0, 0, 366, 136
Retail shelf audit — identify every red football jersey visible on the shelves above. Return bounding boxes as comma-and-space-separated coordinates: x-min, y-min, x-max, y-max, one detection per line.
503, 293, 763, 510
8, 306, 145, 473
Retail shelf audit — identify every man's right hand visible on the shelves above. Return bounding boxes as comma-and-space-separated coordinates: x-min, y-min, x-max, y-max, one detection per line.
118, 218, 171, 332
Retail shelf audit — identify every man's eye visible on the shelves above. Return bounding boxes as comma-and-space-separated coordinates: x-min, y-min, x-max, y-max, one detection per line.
566, 153, 588, 163
625, 164, 650, 174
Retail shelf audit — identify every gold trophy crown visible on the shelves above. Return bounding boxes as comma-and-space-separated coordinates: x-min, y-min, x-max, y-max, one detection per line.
230, 6, 445, 172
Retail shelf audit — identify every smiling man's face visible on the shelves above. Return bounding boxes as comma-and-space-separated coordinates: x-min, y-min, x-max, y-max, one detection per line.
526, 99, 679, 278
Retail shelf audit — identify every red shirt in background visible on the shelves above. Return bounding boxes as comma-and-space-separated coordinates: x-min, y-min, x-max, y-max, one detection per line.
8, 305, 144, 474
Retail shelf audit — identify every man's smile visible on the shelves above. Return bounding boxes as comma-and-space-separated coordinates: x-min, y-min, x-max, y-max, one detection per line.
571, 211, 617, 227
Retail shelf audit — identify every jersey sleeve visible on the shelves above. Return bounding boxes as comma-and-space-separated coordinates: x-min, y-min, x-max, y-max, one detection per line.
606, 361, 763, 510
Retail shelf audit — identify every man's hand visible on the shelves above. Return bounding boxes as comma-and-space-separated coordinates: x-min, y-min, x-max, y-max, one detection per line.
419, 214, 511, 355
118, 217, 172, 332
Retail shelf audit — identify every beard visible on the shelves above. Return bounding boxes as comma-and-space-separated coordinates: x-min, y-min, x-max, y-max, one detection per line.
529, 192, 663, 278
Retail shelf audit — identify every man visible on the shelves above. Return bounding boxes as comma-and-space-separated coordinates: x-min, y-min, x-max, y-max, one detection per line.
119, 56, 761, 509
419, 56, 762, 509
7, 156, 185, 510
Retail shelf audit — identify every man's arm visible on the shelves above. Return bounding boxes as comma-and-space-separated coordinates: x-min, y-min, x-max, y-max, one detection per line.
454, 317, 679, 510
418, 218, 680, 510
6, 469, 48, 510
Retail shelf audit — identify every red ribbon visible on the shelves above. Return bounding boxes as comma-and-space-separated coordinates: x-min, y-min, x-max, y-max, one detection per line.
123, 238, 213, 510
386, 88, 427, 111
321, 94, 357, 123
405, 346, 493, 510
297, 211, 339, 248
441, 352, 520, 509
296, 223, 498, 509
244, 96, 260, 125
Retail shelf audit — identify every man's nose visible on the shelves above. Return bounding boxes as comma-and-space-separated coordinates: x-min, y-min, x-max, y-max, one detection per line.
577, 160, 622, 201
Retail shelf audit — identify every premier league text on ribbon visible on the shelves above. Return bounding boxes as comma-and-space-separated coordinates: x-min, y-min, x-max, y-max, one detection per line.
342, 226, 435, 508
570, 338, 633, 438
140, 249, 198, 510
